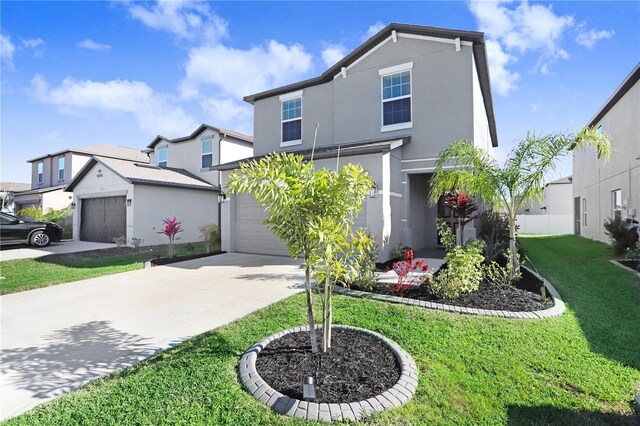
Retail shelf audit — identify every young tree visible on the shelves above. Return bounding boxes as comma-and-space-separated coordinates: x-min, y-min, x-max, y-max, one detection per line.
443, 189, 478, 244
429, 127, 611, 282
159, 217, 183, 258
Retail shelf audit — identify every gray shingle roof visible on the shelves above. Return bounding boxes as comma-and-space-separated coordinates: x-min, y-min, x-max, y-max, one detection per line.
65, 156, 219, 192
147, 124, 253, 149
0, 182, 31, 192
27, 144, 149, 163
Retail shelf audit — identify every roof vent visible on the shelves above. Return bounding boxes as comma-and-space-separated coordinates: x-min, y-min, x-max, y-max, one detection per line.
134, 163, 161, 170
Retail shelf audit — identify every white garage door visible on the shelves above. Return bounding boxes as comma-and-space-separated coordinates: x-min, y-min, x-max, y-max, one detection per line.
234, 194, 368, 256
235, 194, 289, 256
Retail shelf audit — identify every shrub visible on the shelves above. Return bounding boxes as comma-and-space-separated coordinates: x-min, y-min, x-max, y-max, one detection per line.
390, 250, 428, 295
392, 243, 413, 260
431, 221, 485, 298
603, 216, 639, 255
112, 236, 127, 247
185, 242, 195, 255
477, 210, 510, 263
130, 237, 143, 249
349, 229, 378, 291
199, 224, 221, 254
625, 241, 640, 262
159, 217, 183, 258
483, 250, 523, 287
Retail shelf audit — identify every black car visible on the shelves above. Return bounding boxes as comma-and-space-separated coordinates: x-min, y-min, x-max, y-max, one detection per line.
0, 212, 64, 247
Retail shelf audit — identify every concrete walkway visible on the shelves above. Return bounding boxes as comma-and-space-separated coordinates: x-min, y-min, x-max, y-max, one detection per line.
0, 240, 116, 261
0, 253, 303, 420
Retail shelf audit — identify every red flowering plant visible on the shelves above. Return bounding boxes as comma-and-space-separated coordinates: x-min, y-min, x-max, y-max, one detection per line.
158, 216, 183, 258
390, 249, 429, 295
443, 189, 478, 245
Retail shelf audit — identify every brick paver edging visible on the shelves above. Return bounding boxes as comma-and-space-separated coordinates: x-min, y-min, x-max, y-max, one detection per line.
333, 266, 565, 319
238, 325, 418, 422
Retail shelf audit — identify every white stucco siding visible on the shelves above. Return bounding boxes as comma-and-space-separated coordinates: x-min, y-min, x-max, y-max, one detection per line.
472, 53, 492, 154
132, 186, 218, 246
70, 163, 133, 241
42, 189, 72, 212
220, 139, 253, 164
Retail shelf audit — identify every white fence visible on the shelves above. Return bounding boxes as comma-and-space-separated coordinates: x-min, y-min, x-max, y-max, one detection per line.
516, 214, 573, 235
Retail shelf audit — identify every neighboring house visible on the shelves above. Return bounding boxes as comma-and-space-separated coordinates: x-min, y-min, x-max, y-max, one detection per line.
13, 145, 148, 213
215, 23, 498, 259
573, 63, 640, 241
0, 182, 31, 213
516, 176, 574, 235
65, 124, 253, 244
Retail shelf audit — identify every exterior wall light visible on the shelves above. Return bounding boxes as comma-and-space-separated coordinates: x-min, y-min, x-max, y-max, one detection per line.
126, 198, 132, 206
302, 376, 316, 401
218, 191, 227, 204
71, 202, 76, 209
369, 183, 379, 198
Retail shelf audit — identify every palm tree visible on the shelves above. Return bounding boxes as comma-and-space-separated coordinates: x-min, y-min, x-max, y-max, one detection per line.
428, 127, 611, 281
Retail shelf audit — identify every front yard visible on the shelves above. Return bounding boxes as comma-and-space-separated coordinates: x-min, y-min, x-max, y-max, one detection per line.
0, 242, 219, 295
4, 235, 638, 425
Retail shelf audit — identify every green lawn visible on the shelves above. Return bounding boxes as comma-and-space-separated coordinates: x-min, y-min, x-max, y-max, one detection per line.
0, 242, 218, 295
4, 235, 639, 425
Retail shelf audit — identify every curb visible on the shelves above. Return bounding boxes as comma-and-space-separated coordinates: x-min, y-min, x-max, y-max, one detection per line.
238, 325, 418, 423
333, 266, 565, 319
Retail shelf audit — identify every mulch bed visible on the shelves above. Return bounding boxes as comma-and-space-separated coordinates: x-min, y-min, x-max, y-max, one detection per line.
255, 328, 400, 403
618, 259, 640, 272
354, 267, 553, 312
147, 251, 224, 266
47, 245, 162, 260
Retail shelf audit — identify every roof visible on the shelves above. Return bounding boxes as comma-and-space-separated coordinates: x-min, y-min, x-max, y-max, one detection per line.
65, 156, 220, 192
14, 185, 66, 196
545, 176, 573, 187
0, 182, 31, 192
243, 23, 498, 147
588, 62, 640, 127
27, 144, 149, 163
147, 123, 254, 149
212, 136, 408, 171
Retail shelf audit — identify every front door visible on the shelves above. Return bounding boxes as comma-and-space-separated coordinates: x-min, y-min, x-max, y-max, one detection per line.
574, 197, 581, 235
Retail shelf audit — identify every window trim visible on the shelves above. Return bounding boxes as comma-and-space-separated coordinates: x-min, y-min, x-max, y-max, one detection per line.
279, 90, 303, 146
379, 62, 414, 132
612, 189, 622, 218
582, 198, 587, 227
157, 146, 168, 168
58, 156, 65, 181
37, 161, 43, 185
201, 139, 213, 168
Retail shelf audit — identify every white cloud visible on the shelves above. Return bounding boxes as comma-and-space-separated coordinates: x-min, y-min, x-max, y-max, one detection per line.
77, 38, 112, 52
127, 0, 227, 43
485, 40, 520, 96
20, 37, 44, 49
363, 21, 385, 40
530, 102, 542, 112
576, 26, 614, 49
1, 34, 16, 67
30, 74, 197, 137
199, 97, 252, 135
321, 43, 348, 67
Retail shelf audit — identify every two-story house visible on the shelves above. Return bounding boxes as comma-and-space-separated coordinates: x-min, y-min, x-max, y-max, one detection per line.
215, 23, 498, 260
65, 124, 253, 244
13, 145, 149, 214
573, 63, 640, 241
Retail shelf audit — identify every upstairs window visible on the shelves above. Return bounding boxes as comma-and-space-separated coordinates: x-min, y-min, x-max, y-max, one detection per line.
158, 147, 167, 168
202, 139, 213, 168
612, 189, 622, 219
280, 91, 302, 146
379, 62, 413, 132
37, 161, 43, 184
58, 156, 65, 181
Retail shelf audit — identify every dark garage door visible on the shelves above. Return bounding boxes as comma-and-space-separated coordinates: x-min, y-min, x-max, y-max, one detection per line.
80, 196, 126, 243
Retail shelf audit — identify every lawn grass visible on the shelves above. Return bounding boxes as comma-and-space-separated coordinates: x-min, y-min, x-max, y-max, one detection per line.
4, 235, 640, 425
0, 242, 218, 295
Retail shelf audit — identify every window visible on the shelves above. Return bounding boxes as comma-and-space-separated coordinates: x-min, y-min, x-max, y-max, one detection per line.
37, 161, 43, 184
379, 62, 413, 131
612, 189, 622, 219
583, 198, 587, 227
202, 139, 213, 168
597, 125, 603, 135
58, 156, 65, 181
281, 95, 302, 145
158, 147, 167, 168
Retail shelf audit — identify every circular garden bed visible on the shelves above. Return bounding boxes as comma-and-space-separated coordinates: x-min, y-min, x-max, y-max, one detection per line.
239, 325, 418, 422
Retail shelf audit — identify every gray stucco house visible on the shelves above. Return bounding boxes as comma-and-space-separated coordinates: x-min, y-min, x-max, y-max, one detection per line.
573, 63, 640, 241
216, 23, 498, 260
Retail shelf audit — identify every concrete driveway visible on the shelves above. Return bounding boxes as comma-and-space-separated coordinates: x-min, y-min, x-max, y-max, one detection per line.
0, 240, 116, 261
0, 253, 303, 420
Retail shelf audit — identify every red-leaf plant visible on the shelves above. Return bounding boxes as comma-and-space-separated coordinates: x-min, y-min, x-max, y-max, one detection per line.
158, 216, 183, 258
390, 250, 429, 295
443, 189, 478, 244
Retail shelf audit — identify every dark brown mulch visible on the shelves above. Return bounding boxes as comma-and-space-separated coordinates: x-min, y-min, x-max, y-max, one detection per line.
148, 251, 224, 266
354, 267, 553, 312
255, 328, 400, 403
49, 246, 158, 260
618, 259, 640, 272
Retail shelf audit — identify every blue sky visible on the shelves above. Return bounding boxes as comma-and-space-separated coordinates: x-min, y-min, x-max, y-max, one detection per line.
2, 1, 639, 183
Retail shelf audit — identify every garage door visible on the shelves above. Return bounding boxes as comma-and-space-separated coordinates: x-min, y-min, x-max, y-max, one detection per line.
80, 196, 126, 243
234, 194, 367, 256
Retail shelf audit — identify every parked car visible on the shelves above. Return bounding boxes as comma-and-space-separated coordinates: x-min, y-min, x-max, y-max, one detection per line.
0, 212, 63, 247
